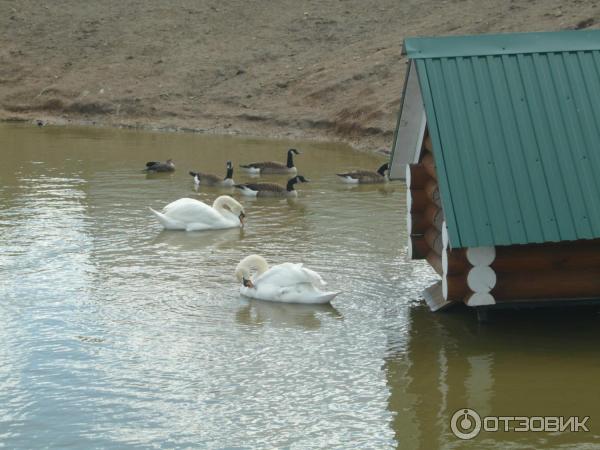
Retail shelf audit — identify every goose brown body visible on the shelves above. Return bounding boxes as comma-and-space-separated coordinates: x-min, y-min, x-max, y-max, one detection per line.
145, 159, 175, 172
235, 175, 309, 198
189, 161, 234, 186
240, 148, 300, 174
336, 163, 389, 184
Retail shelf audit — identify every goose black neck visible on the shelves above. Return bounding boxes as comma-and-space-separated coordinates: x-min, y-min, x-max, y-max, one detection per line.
286, 177, 298, 191
286, 150, 295, 168
225, 167, 233, 179
377, 163, 389, 176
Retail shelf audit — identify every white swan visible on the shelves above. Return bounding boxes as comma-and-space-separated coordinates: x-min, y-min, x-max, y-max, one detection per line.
150, 195, 245, 231
235, 255, 341, 304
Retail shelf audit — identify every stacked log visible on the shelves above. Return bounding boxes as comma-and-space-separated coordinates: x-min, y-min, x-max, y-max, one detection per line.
407, 147, 496, 307
440, 226, 496, 306
490, 240, 600, 301
409, 136, 600, 308
406, 150, 441, 260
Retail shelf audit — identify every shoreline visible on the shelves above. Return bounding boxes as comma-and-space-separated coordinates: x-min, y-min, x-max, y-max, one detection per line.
0, 111, 394, 155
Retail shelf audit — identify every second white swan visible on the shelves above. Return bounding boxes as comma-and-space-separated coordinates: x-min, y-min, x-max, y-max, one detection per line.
150, 195, 245, 231
235, 255, 341, 304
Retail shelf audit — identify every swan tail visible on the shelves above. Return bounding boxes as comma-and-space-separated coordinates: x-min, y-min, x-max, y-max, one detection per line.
149, 207, 181, 230
317, 291, 341, 303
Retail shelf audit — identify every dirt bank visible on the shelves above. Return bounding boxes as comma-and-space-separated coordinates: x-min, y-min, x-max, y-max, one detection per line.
1, 0, 598, 150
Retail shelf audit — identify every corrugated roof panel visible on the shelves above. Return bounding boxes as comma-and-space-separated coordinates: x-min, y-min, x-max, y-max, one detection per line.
410, 31, 600, 248
482, 55, 544, 244
414, 59, 462, 245
469, 56, 529, 244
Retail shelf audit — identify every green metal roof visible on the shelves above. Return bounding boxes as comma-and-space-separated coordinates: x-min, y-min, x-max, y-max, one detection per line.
407, 30, 600, 248
404, 30, 600, 59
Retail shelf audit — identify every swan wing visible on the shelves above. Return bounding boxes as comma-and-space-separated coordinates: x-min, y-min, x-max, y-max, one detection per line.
149, 207, 185, 230
241, 282, 340, 304
277, 284, 340, 304
163, 198, 223, 227
254, 263, 326, 288
298, 266, 327, 287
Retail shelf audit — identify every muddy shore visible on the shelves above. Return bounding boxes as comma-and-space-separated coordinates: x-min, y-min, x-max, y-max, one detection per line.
1, 0, 597, 150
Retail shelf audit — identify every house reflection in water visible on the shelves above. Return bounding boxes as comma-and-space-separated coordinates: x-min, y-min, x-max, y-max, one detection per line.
385, 306, 600, 449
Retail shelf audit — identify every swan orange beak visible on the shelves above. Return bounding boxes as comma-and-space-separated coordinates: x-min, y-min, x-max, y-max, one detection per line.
242, 278, 254, 288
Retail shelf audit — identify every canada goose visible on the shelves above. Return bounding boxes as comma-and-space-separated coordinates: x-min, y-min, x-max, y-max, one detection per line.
149, 195, 245, 231
235, 175, 309, 198
240, 148, 300, 174
336, 162, 389, 184
145, 159, 175, 173
189, 161, 235, 187
235, 254, 341, 304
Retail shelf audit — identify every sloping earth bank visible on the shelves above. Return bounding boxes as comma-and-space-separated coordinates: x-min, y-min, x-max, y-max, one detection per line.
1, 0, 598, 150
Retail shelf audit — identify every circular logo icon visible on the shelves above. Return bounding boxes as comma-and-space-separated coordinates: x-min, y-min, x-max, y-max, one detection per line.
451, 408, 482, 440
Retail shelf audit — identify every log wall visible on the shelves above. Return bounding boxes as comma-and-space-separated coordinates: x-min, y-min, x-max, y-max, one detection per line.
406, 143, 484, 307
407, 133, 600, 310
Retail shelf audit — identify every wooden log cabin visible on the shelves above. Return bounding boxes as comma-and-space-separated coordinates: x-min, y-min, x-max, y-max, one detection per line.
388, 30, 600, 318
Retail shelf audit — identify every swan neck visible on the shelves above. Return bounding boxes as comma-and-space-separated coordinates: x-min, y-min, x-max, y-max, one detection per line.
235, 255, 270, 282
212, 196, 241, 214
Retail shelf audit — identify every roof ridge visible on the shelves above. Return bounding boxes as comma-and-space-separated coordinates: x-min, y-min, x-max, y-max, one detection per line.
403, 29, 600, 59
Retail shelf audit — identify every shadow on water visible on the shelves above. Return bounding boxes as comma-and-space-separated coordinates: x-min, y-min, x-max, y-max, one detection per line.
192, 184, 236, 195
150, 226, 246, 250
336, 183, 397, 196
386, 304, 600, 449
235, 298, 342, 330
144, 171, 175, 180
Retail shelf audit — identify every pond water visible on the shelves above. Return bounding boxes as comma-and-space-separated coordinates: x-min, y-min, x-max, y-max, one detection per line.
1, 124, 600, 449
